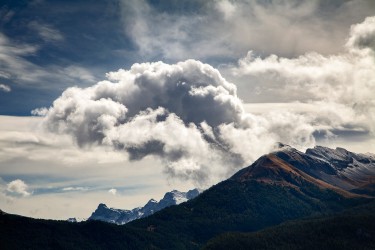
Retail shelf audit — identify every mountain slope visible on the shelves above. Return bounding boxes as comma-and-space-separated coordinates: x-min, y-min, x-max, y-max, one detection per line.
89, 189, 199, 224
204, 201, 375, 250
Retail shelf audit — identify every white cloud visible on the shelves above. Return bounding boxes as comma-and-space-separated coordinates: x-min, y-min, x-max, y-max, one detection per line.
0, 32, 96, 88
346, 16, 375, 50
228, 16, 375, 135
31, 107, 48, 116
28, 21, 64, 42
62, 187, 88, 192
216, 0, 236, 20
0, 84, 11, 92
6, 179, 31, 197
60, 65, 96, 83
0, 33, 42, 83
37, 59, 323, 186
108, 188, 117, 195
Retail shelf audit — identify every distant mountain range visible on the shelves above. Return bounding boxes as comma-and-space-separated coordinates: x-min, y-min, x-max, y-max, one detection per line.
88, 189, 200, 224
1, 144, 375, 249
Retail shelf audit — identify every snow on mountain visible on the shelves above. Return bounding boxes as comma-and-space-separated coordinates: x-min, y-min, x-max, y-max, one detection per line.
274, 144, 375, 192
66, 217, 87, 223
89, 188, 200, 225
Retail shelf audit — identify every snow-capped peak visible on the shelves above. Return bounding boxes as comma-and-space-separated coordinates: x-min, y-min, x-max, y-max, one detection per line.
89, 188, 200, 225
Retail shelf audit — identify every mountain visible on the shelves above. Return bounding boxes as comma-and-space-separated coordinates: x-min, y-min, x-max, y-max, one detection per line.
124, 144, 374, 247
273, 144, 375, 195
89, 189, 200, 224
1, 145, 374, 249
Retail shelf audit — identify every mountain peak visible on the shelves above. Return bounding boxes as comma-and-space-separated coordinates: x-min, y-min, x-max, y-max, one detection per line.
232, 145, 375, 198
89, 188, 200, 225
98, 203, 108, 209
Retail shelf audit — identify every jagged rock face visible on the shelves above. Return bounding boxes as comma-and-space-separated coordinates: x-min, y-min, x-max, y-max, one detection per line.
89, 189, 200, 225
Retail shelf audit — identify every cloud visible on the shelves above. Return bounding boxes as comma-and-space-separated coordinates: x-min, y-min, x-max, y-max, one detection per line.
62, 187, 88, 192
216, 0, 236, 20
6, 179, 31, 197
346, 16, 375, 50
28, 21, 64, 42
119, 0, 375, 60
37, 60, 318, 186
228, 16, 375, 136
31, 107, 48, 116
0, 84, 11, 92
108, 188, 117, 195
0, 8, 14, 24
0, 32, 96, 88
0, 33, 41, 83
60, 66, 96, 83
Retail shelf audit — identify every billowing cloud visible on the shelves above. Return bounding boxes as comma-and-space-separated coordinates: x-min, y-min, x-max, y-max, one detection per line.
0, 84, 11, 92
37, 60, 317, 186
6, 179, 31, 197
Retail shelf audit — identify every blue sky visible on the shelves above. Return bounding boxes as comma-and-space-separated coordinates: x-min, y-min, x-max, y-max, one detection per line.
0, 0, 130, 115
0, 0, 375, 219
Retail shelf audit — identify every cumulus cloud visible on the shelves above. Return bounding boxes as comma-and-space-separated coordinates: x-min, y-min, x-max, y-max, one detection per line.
0, 84, 11, 92
37, 60, 316, 186
108, 188, 117, 195
6, 179, 31, 197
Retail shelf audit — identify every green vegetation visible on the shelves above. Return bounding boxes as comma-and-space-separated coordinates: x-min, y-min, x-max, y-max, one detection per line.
204, 201, 375, 250
0, 214, 162, 250
127, 179, 366, 248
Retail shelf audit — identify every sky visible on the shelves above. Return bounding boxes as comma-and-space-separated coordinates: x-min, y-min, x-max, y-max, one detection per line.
0, 0, 375, 219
